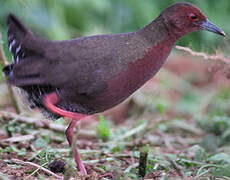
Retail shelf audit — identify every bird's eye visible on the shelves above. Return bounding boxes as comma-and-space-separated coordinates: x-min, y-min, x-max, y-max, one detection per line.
189, 13, 198, 21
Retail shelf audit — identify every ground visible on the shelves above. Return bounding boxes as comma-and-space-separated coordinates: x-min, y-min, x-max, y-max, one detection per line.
0, 52, 230, 180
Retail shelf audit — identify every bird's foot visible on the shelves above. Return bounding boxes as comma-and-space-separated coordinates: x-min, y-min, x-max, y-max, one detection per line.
75, 146, 87, 175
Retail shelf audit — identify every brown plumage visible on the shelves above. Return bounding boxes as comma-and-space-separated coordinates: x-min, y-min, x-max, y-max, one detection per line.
2, 2, 225, 175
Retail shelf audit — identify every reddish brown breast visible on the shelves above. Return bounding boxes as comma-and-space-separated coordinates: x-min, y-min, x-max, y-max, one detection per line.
92, 37, 175, 111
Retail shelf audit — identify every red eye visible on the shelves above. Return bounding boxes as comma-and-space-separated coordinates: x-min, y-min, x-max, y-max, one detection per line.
189, 13, 197, 21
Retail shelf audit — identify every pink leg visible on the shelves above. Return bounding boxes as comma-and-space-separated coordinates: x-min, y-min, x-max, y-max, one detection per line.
43, 92, 87, 119
66, 119, 87, 175
43, 92, 88, 175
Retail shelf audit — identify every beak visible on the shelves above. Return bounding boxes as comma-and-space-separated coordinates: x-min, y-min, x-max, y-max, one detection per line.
200, 19, 225, 36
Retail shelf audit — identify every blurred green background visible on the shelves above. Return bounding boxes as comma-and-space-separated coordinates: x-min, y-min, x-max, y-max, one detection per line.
0, 0, 229, 64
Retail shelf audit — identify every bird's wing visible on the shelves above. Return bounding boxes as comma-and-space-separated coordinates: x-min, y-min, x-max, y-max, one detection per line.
40, 37, 120, 96
40, 33, 142, 96
6, 34, 118, 97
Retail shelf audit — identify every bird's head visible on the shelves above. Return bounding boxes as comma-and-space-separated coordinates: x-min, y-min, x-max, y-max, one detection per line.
161, 2, 225, 38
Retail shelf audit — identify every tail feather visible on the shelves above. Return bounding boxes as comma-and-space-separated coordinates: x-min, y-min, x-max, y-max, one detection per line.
4, 14, 59, 119
7, 13, 30, 36
7, 13, 34, 63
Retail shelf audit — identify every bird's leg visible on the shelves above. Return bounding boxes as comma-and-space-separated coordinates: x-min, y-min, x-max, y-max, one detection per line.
43, 92, 87, 119
43, 92, 88, 175
65, 119, 87, 175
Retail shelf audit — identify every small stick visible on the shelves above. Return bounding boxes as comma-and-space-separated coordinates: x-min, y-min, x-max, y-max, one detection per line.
9, 158, 63, 179
0, 110, 96, 136
125, 163, 139, 174
1, 134, 34, 143
165, 155, 185, 178
116, 122, 147, 140
175, 45, 230, 65
25, 162, 48, 180
83, 157, 115, 164
0, 110, 65, 132
0, 33, 20, 114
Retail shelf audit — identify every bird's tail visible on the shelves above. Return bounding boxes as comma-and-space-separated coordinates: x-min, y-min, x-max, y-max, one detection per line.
3, 13, 35, 76
2, 14, 59, 119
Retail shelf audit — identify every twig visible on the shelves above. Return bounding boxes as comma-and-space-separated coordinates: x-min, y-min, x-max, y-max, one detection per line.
124, 163, 139, 174
0, 35, 8, 67
175, 45, 230, 65
0, 33, 20, 114
0, 110, 65, 132
1, 134, 35, 143
220, 177, 230, 180
25, 162, 48, 180
58, 148, 102, 155
165, 155, 185, 179
89, 165, 106, 174
116, 122, 147, 140
196, 164, 220, 177
9, 158, 63, 179
194, 168, 211, 180
84, 157, 115, 164
0, 110, 96, 137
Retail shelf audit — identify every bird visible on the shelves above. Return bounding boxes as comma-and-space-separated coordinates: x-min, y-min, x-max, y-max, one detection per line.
2, 2, 225, 175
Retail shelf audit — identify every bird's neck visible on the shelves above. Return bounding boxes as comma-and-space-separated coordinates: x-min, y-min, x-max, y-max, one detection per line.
123, 16, 179, 89
137, 14, 179, 46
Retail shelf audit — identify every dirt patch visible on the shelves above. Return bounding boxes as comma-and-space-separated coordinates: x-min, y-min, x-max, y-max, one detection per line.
0, 160, 34, 180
